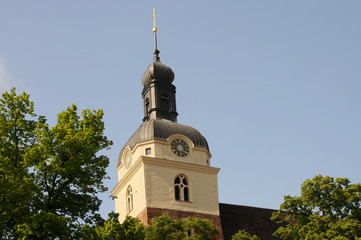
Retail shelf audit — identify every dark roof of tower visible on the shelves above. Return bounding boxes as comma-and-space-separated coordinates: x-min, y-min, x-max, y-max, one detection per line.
141, 56, 175, 86
118, 119, 209, 167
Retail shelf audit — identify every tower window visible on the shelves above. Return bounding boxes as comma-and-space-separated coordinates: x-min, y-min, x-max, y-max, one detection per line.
145, 98, 150, 112
146, 148, 151, 155
174, 175, 190, 202
160, 94, 170, 110
126, 185, 133, 214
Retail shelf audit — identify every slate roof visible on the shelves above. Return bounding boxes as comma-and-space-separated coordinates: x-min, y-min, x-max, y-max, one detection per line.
219, 203, 282, 240
118, 119, 209, 167
141, 56, 175, 86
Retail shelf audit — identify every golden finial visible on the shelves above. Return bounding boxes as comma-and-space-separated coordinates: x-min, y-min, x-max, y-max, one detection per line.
152, 8, 159, 57
152, 8, 158, 33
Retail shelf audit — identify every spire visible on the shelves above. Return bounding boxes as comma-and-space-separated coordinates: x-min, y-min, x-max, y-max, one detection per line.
152, 8, 160, 60
140, 9, 178, 122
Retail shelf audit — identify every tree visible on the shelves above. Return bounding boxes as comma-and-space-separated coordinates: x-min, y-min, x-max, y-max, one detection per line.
231, 229, 260, 240
182, 217, 219, 240
145, 213, 218, 240
145, 213, 184, 240
80, 213, 145, 240
272, 175, 361, 239
0, 88, 112, 239
0, 88, 40, 238
80, 212, 218, 240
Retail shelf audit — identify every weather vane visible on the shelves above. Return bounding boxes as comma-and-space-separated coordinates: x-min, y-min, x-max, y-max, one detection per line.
152, 8, 159, 57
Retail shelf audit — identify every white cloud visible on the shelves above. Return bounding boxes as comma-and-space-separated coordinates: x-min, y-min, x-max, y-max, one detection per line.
0, 58, 11, 92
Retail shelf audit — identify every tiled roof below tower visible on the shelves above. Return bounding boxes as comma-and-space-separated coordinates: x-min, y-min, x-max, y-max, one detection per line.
219, 203, 282, 240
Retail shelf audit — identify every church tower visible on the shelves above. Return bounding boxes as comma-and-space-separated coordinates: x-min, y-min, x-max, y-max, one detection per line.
112, 10, 223, 239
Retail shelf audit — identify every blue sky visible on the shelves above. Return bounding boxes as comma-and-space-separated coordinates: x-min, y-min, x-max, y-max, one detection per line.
1, 1, 361, 217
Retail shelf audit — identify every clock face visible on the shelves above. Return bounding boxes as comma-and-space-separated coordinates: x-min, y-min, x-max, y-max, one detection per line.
124, 150, 132, 169
170, 139, 190, 157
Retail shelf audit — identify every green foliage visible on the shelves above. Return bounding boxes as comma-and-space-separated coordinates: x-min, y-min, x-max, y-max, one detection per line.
231, 229, 260, 240
0, 88, 39, 238
0, 88, 112, 239
80, 212, 218, 240
80, 213, 145, 240
145, 213, 218, 240
182, 217, 218, 240
272, 175, 361, 239
145, 213, 184, 240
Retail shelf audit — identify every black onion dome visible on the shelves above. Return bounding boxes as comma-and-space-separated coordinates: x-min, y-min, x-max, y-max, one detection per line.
117, 119, 209, 167
141, 57, 175, 86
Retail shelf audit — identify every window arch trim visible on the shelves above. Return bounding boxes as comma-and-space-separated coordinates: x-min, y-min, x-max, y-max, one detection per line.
126, 185, 133, 214
174, 174, 191, 202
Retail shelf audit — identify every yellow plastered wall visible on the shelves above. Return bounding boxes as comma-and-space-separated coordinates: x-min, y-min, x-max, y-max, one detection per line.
143, 158, 220, 215
113, 162, 146, 223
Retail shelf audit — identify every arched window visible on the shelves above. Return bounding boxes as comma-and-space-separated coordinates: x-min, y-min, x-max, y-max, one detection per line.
174, 175, 190, 202
126, 185, 133, 214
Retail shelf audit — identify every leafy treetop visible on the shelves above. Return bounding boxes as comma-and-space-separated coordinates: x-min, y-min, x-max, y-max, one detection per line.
231, 229, 260, 240
272, 175, 361, 240
81, 212, 218, 240
0, 88, 112, 239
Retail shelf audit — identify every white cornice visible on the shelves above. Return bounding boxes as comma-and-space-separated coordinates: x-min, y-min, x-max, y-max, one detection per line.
132, 140, 212, 158
112, 156, 220, 195
112, 156, 144, 195
142, 156, 220, 174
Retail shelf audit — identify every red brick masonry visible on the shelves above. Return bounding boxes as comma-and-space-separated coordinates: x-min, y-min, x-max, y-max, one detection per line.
137, 207, 224, 240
